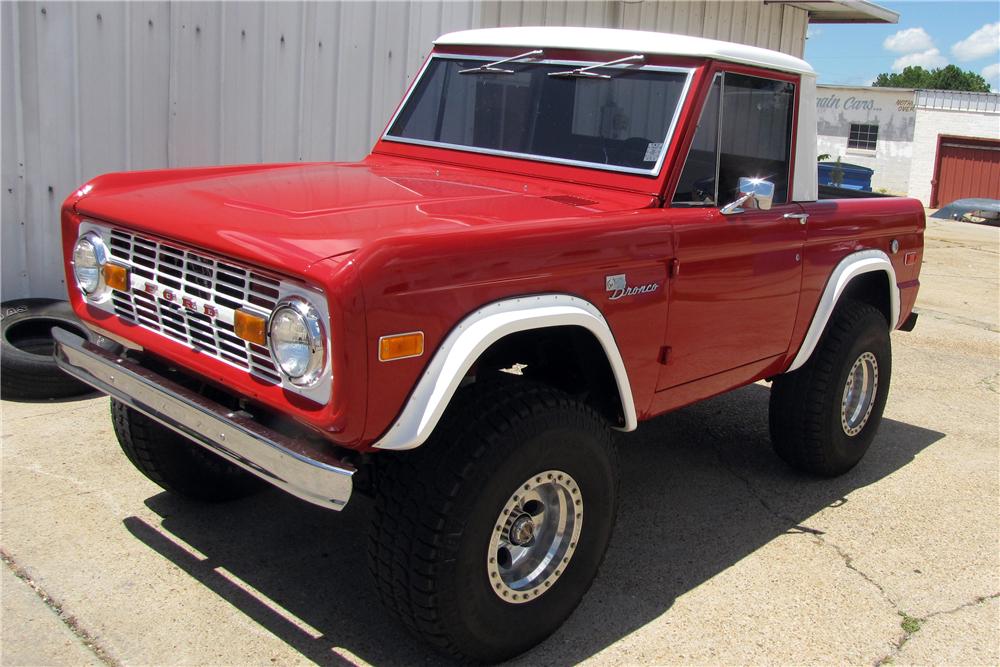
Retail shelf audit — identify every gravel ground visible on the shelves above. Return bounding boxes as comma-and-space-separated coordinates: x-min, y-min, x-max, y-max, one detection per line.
2, 215, 997, 666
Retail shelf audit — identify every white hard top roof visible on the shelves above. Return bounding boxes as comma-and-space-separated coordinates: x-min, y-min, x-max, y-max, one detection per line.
436, 27, 814, 76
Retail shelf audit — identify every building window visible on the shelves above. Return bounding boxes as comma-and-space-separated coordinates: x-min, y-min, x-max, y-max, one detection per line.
848, 123, 878, 151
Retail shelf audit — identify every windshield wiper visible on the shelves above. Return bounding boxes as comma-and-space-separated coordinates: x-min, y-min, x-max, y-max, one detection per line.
548, 54, 645, 79
459, 49, 544, 75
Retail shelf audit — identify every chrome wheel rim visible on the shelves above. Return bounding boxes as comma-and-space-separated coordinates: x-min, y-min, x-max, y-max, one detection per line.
841, 352, 879, 437
487, 470, 583, 604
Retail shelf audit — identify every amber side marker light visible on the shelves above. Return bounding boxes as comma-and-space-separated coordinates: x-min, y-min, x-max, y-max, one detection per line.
102, 263, 130, 292
234, 310, 268, 346
379, 332, 425, 362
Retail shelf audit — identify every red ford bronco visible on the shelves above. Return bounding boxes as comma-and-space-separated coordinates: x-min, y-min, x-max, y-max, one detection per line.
56, 27, 923, 661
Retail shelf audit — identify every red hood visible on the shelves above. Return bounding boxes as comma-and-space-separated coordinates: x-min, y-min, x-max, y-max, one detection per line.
72, 156, 656, 276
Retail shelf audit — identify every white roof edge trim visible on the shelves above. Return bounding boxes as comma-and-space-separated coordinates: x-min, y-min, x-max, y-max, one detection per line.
793, 73, 818, 203
436, 27, 814, 76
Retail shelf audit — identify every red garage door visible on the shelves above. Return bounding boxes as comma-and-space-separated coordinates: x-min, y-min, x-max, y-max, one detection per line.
932, 136, 1000, 207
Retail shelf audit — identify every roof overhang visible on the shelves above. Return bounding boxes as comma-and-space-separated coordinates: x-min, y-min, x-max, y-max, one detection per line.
436, 27, 815, 75
768, 1, 899, 24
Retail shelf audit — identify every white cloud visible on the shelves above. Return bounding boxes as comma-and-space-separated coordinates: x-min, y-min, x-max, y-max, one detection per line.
807, 26, 822, 40
883, 27, 934, 54
951, 22, 1000, 61
983, 62, 1000, 91
892, 48, 947, 72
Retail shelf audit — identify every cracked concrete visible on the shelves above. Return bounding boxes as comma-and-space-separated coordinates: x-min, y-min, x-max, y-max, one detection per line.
1, 552, 119, 667
1, 216, 998, 664
891, 596, 1000, 665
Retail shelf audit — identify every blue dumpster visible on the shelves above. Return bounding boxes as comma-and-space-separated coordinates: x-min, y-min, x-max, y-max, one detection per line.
818, 161, 874, 191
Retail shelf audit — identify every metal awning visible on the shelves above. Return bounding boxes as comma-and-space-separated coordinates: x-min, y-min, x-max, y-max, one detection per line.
768, 1, 899, 24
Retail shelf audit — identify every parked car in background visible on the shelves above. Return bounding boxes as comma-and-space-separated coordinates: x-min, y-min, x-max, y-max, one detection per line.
931, 198, 1000, 226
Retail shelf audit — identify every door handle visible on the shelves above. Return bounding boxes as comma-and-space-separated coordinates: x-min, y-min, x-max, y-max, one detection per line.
783, 213, 809, 225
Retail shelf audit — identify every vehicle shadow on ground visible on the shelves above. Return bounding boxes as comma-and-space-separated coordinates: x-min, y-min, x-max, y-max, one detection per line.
123, 383, 944, 666
3, 390, 104, 404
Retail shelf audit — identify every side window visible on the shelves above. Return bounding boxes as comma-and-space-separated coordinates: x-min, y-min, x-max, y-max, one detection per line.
672, 72, 795, 206
672, 75, 721, 205
718, 73, 795, 204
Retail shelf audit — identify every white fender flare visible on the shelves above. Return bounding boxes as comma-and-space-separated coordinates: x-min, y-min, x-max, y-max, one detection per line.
373, 294, 637, 451
787, 249, 900, 372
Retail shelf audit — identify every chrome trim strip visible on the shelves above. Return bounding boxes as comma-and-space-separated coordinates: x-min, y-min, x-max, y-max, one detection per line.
52, 328, 354, 510
381, 53, 694, 178
373, 294, 637, 451
786, 249, 900, 372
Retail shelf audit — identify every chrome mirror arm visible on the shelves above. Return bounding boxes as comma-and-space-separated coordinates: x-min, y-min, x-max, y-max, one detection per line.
720, 193, 754, 215
721, 177, 776, 215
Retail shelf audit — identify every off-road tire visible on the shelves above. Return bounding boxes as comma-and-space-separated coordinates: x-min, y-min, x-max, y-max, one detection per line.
111, 399, 264, 501
1, 299, 97, 401
368, 380, 619, 662
770, 299, 892, 476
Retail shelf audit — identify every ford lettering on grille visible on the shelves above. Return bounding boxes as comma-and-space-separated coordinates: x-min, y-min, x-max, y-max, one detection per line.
103, 227, 284, 384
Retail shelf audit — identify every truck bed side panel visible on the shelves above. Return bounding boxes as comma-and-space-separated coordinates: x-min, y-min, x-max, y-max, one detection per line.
786, 196, 925, 364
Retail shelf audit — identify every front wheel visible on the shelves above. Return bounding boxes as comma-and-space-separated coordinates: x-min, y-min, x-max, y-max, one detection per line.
769, 299, 892, 476
368, 381, 619, 662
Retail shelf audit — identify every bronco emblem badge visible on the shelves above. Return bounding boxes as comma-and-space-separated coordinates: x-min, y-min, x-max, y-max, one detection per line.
606, 274, 660, 301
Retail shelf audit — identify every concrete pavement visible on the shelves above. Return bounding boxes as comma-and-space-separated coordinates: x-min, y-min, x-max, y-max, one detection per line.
2, 216, 997, 665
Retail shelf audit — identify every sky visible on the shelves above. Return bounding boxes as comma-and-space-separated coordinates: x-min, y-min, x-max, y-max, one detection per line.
803, 0, 1000, 89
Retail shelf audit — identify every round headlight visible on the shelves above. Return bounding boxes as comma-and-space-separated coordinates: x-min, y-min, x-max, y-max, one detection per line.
72, 233, 107, 296
268, 297, 326, 386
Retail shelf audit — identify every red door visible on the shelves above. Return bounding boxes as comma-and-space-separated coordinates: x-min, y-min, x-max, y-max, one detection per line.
658, 204, 806, 390
932, 136, 1000, 207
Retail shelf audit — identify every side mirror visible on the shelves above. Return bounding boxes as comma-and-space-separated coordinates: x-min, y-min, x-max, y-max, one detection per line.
720, 177, 775, 215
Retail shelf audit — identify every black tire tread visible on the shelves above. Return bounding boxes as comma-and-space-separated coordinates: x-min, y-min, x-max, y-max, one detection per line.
367, 380, 618, 661
1, 299, 95, 400
770, 299, 888, 476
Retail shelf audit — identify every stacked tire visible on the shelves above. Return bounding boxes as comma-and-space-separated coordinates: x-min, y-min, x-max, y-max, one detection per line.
1, 299, 98, 401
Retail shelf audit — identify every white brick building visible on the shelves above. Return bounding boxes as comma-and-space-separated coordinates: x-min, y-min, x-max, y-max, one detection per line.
908, 91, 1000, 207
816, 85, 915, 195
816, 85, 1000, 205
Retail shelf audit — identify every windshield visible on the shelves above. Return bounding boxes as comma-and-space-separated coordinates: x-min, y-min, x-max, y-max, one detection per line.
384, 56, 691, 175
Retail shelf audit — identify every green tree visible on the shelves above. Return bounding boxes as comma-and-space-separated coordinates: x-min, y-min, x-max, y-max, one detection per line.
873, 65, 990, 92
932, 65, 991, 91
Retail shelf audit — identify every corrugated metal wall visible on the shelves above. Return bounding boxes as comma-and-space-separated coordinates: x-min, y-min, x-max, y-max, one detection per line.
1, 1, 807, 301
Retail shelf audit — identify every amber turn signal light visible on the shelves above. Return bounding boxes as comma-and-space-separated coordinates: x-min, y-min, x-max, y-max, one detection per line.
379, 332, 424, 362
102, 263, 130, 292
234, 310, 268, 346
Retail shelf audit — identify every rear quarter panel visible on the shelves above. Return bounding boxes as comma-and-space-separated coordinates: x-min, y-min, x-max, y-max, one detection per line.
786, 196, 925, 366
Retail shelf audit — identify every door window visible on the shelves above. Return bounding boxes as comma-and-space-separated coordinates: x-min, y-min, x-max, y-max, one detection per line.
672, 72, 796, 206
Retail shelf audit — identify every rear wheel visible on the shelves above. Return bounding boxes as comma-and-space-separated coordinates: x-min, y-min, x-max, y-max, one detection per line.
770, 300, 892, 476
111, 399, 264, 501
368, 381, 619, 662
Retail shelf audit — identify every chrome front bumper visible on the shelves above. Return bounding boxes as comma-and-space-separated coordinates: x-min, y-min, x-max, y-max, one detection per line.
53, 328, 354, 510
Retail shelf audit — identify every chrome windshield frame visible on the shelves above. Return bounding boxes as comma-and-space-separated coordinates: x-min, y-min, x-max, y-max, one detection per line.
380, 53, 695, 177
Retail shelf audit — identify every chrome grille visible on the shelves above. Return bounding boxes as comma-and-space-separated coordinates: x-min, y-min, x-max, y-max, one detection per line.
106, 228, 282, 384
